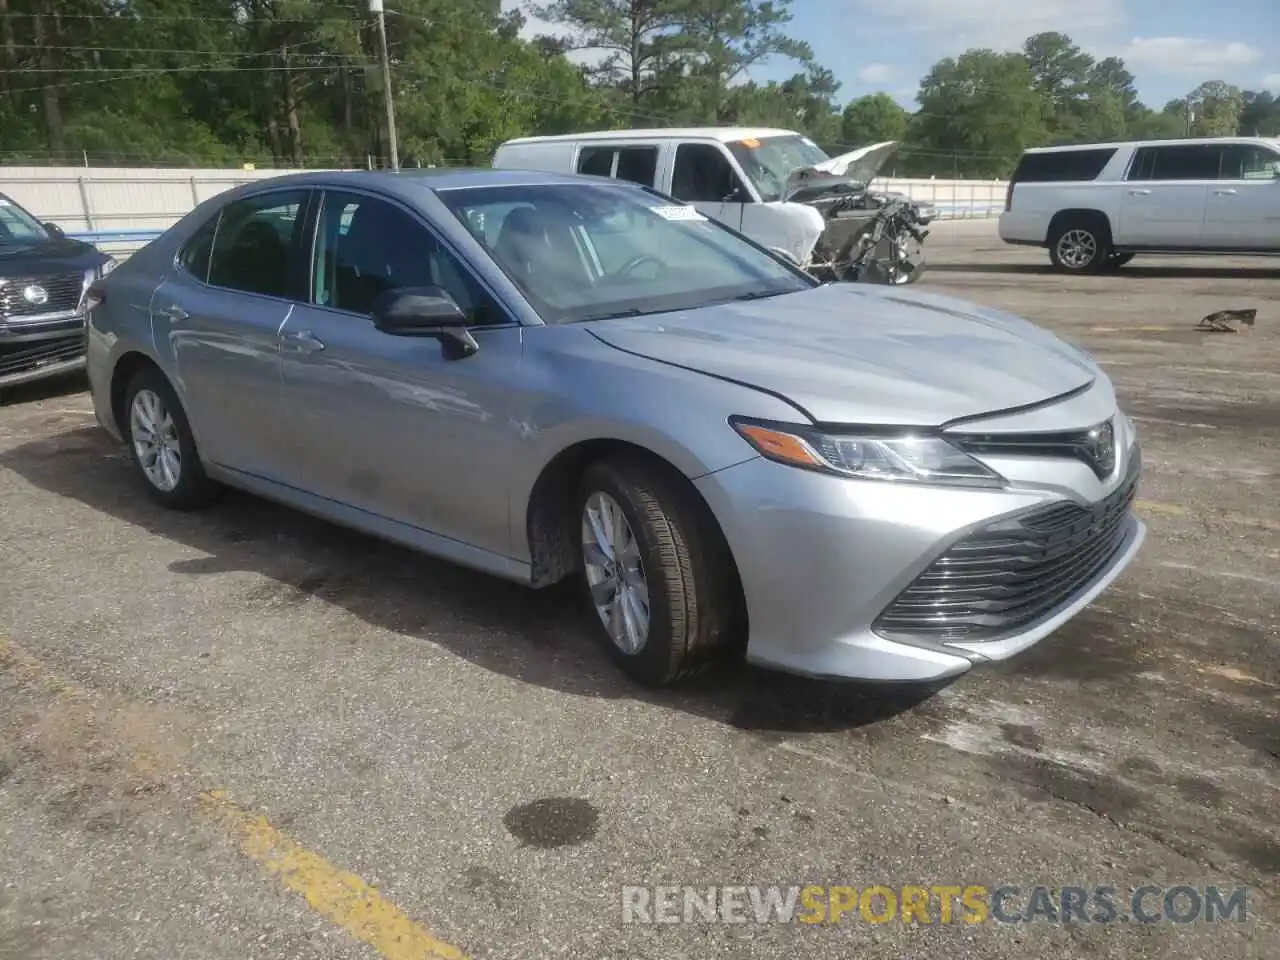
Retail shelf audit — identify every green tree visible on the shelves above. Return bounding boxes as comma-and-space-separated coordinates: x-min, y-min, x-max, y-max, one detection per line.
1238, 89, 1280, 136
1182, 80, 1246, 137
839, 92, 908, 146
913, 49, 1049, 177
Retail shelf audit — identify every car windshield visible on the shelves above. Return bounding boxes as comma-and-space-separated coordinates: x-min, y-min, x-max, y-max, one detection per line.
437, 182, 814, 324
0, 194, 51, 244
725, 135, 832, 202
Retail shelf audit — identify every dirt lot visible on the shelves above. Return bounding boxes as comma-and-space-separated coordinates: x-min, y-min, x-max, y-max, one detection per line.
1, 220, 1276, 960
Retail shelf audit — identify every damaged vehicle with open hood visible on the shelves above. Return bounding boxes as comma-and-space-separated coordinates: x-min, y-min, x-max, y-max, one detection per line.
492, 127, 933, 284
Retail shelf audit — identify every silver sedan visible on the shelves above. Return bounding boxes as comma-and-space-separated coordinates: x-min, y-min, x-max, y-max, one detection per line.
84, 169, 1145, 686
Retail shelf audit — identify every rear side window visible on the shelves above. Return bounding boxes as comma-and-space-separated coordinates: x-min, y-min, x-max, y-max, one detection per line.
206, 191, 308, 298
178, 213, 219, 283
575, 146, 659, 188
1127, 144, 1220, 181
1011, 148, 1117, 182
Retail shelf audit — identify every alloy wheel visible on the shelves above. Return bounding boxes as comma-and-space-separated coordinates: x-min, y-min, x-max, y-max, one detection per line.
581, 490, 651, 655
1056, 229, 1097, 269
130, 388, 182, 492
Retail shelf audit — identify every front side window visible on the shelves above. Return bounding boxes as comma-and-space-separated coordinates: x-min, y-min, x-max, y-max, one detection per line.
1219, 145, 1280, 180
311, 190, 505, 325
206, 191, 307, 297
727, 135, 832, 201
0, 194, 53, 244
438, 181, 813, 325
670, 143, 751, 203
1127, 145, 1220, 181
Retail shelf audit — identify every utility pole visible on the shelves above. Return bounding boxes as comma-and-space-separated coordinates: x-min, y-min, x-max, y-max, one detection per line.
369, 0, 399, 171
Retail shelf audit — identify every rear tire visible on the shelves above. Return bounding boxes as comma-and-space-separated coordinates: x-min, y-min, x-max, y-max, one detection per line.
576, 456, 738, 687
122, 366, 220, 510
1048, 215, 1111, 274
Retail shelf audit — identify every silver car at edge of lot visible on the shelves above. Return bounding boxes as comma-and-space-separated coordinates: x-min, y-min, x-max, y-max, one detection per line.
84, 168, 1146, 687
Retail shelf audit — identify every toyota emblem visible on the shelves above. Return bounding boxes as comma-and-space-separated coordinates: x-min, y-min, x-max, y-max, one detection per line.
21, 284, 49, 306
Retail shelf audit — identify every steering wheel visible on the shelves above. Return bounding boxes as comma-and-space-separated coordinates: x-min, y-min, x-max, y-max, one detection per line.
617, 254, 665, 279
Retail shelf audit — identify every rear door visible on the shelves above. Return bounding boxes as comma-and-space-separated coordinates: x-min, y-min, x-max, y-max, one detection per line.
1118, 144, 1215, 247
1202, 142, 1280, 248
155, 187, 311, 478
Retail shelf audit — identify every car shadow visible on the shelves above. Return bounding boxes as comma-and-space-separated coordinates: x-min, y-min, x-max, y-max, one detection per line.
0, 371, 89, 405
0, 424, 952, 735
927, 262, 1280, 280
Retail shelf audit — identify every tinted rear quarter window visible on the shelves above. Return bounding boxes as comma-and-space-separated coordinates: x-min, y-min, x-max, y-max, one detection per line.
1012, 148, 1117, 182
575, 146, 659, 187
1127, 144, 1221, 181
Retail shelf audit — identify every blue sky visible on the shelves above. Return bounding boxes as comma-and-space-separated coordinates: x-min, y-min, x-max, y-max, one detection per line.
509, 0, 1279, 111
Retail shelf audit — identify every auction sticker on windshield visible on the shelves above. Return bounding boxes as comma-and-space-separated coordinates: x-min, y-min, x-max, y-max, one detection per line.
651, 205, 707, 222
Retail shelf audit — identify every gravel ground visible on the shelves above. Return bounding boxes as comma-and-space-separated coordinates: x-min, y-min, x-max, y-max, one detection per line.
1, 220, 1276, 960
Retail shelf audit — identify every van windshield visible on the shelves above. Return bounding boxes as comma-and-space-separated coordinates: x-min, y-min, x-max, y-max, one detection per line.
439, 181, 814, 324
726, 135, 832, 202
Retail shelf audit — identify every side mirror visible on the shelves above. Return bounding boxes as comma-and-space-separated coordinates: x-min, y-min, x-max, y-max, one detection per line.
370, 286, 479, 359
43, 221, 65, 238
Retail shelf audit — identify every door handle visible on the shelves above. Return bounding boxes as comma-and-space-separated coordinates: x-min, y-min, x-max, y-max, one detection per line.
1213, 188, 1238, 195
282, 329, 325, 353
1127, 189, 1152, 196
159, 304, 189, 321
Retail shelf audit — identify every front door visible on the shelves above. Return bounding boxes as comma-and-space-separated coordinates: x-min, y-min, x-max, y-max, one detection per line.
1117, 144, 1215, 248
669, 141, 754, 231
1202, 143, 1280, 249
159, 187, 311, 479
277, 188, 525, 558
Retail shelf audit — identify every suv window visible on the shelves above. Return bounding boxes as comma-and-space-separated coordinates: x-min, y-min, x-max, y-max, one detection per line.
671, 143, 750, 203
1127, 144, 1220, 181
205, 191, 307, 297
1219, 144, 1280, 180
1011, 148, 1117, 182
312, 190, 507, 325
576, 145, 659, 187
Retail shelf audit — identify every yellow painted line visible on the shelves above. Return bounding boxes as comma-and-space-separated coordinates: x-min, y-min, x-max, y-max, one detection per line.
199, 791, 470, 960
1087, 324, 1176, 333
1136, 499, 1280, 532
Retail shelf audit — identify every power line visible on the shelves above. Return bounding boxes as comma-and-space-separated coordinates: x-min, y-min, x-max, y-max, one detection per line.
7, 63, 368, 95
6, 43, 363, 58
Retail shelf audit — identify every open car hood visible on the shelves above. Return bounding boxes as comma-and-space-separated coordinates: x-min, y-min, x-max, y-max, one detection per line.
780, 141, 899, 202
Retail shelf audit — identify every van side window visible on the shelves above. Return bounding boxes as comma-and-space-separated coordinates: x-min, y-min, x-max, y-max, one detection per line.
1011, 148, 1116, 182
575, 146, 658, 188
1218, 145, 1280, 180
671, 144, 749, 203
1127, 144, 1220, 181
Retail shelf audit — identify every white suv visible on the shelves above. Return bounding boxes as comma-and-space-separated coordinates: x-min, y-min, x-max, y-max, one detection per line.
999, 137, 1280, 272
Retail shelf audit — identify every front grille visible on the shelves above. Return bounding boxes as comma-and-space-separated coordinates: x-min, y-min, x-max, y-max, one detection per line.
0, 332, 87, 378
874, 452, 1140, 644
0, 272, 87, 321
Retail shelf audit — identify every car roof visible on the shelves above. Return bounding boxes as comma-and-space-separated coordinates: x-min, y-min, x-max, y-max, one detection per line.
1021, 136, 1280, 155
499, 127, 801, 147
222, 167, 607, 192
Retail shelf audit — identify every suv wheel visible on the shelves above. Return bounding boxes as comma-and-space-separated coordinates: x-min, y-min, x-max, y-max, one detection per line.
1049, 217, 1111, 273
576, 457, 738, 687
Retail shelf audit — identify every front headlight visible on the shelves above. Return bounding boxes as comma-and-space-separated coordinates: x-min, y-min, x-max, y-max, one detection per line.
99, 256, 118, 277
730, 416, 1006, 487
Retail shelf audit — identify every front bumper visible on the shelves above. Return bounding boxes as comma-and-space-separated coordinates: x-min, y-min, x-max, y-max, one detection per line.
0, 322, 88, 390
694, 442, 1145, 683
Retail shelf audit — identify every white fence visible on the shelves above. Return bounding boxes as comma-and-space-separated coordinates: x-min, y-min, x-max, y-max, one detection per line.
0, 166, 1009, 255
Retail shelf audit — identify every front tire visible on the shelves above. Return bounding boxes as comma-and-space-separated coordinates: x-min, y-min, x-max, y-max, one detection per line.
1048, 216, 1111, 273
122, 367, 219, 510
576, 457, 737, 687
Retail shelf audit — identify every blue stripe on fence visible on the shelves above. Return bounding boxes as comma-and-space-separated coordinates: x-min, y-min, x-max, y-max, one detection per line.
72, 202, 1005, 247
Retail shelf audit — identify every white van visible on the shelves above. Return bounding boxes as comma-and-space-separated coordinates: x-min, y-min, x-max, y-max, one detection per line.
491, 127, 920, 267
1000, 136, 1280, 272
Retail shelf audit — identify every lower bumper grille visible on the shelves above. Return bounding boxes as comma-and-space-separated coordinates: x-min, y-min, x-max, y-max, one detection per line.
0, 332, 87, 379
874, 452, 1140, 643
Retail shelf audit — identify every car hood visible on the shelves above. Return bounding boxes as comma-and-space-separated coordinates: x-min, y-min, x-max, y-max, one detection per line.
586, 284, 1098, 426
0, 236, 106, 274
780, 141, 899, 202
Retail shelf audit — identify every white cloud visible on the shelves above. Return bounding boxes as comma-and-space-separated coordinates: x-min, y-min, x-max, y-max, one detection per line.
857, 0, 1123, 52
1117, 37, 1262, 75
1260, 73, 1280, 92
857, 63, 896, 84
